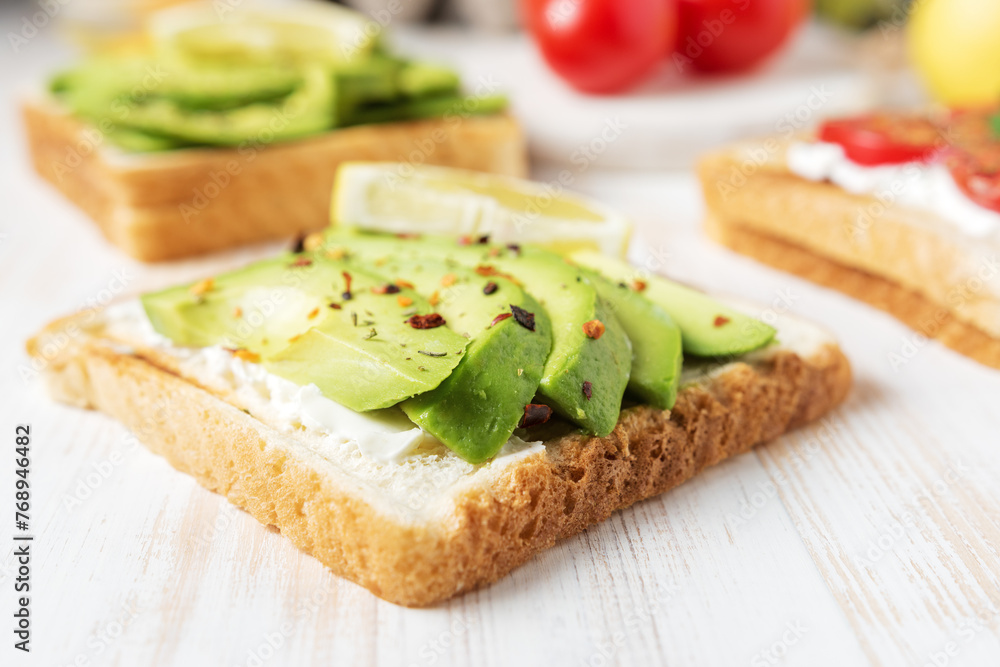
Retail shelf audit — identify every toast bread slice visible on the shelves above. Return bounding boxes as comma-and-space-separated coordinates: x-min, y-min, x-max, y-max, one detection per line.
698, 139, 1000, 367
27, 300, 850, 606
22, 99, 527, 262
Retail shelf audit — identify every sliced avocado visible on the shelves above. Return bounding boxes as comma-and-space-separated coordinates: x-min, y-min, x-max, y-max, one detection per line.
368, 258, 551, 463
581, 268, 682, 410
141, 254, 467, 412
321, 232, 632, 436
154, 61, 303, 110
570, 251, 776, 357
343, 93, 507, 127
117, 65, 335, 146
335, 55, 403, 122
397, 62, 461, 98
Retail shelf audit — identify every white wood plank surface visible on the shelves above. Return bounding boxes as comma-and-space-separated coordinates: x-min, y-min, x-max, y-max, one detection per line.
3, 9, 1000, 667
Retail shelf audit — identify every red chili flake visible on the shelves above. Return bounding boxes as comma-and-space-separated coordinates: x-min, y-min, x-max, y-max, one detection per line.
226, 348, 261, 363
510, 304, 535, 331
395, 233, 421, 239
372, 283, 401, 295
290, 256, 313, 268
582, 381, 593, 400
713, 315, 731, 327
490, 312, 512, 327
582, 319, 605, 339
341, 271, 353, 300
329, 302, 342, 310
407, 313, 446, 329
632, 279, 647, 292
475, 265, 498, 277
457, 235, 473, 246
483, 281, 498, 295
307, 307, 320, 320
518, 403, 553, 429
488, 247, 502, 257
396, 279, 415, 289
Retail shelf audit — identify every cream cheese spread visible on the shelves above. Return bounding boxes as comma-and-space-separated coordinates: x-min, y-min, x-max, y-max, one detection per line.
102, 300, 542, 466
785, 140, 1000, 238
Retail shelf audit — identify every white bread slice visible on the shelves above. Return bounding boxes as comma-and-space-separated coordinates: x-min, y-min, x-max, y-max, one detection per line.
22, 98, 527, 262
27, 301, 850, 606
698, 138, 1000, 369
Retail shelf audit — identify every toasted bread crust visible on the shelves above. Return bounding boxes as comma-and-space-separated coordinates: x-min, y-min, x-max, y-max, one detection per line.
697, 142, 1000, 341
706, 214, 1000, 369
27, 313, 850, 606
22, 100, 527, 262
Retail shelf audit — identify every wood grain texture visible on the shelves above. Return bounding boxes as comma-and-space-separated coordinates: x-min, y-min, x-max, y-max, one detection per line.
4, 20, 1000, 667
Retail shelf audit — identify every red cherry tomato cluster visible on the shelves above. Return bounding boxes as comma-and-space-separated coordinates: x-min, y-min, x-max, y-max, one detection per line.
817, 110, 1000, 214
521, 0, 807, 94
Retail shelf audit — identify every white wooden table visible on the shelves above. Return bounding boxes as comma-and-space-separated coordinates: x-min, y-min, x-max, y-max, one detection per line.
3, 9, 1000, 667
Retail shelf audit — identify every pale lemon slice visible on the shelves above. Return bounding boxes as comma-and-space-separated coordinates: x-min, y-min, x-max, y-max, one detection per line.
331, 162, 632, 257
148, 1, 377, 66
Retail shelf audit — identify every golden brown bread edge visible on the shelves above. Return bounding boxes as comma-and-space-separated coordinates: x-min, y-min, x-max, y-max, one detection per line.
698, 145, 1000, 370
27, 312, 850, 607
22, 100, 528, 262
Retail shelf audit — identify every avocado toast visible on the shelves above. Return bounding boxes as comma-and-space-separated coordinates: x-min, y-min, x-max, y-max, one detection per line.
28, 230, 850, 606
22, 3, 524, 261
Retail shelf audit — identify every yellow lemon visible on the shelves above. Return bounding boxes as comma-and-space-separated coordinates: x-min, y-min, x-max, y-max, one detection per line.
331, 162, 632, 257
908, 0, 1000, 106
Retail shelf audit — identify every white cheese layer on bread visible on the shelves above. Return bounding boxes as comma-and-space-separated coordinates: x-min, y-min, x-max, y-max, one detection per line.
786, 140, 1000, 239
96, 297, 834, 522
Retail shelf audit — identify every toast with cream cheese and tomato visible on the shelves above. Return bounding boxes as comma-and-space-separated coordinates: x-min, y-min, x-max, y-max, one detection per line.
699, 109, 1000, 369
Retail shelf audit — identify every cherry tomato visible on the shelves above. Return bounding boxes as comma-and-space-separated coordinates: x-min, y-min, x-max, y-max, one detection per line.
818, 115, 942, 166
947, 152, 1000, 213
674, 0, 806, 74
522, 0, 678, 94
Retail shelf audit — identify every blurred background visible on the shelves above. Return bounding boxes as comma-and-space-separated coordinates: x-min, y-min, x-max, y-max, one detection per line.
8, 0, 993, 170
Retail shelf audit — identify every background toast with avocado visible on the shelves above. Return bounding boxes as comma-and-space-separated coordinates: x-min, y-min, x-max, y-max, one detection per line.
27, 235, 850, 607
697, 114, 1000, 371
22, 2, 525, 261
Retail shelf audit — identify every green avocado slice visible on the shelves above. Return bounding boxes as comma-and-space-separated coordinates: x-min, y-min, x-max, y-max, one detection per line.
116, 65, 335, 146
570, 251, 776, 358
367, 258, 552, 463
141, 254, 467, 412
321, 231, 632, 436
580, 267, 682, 410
